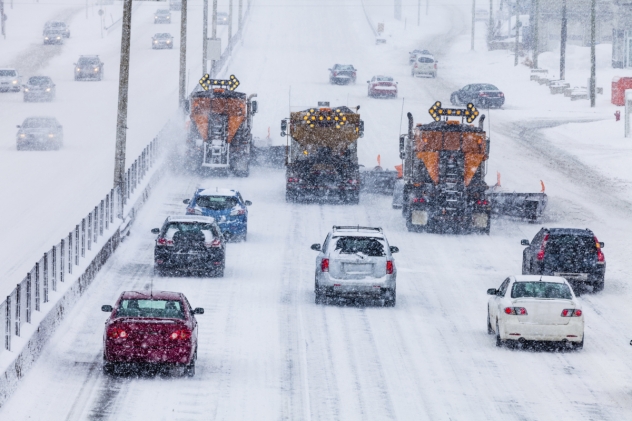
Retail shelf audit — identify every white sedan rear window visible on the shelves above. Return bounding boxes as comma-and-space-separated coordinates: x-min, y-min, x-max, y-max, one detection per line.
511, 282, 572, 300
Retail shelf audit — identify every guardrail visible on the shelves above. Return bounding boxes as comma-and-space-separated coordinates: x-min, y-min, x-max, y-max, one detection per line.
0, 135, 162, 357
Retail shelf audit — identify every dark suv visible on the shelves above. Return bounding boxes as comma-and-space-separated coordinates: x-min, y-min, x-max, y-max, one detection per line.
521, 228, 605, 291
151, 216, 226, 277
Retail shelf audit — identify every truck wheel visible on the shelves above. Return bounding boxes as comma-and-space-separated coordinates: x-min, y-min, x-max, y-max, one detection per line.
285, 191, 295, 203
593, 275, 605, 292
487, 309, 494, 334
315, 279, 324, 304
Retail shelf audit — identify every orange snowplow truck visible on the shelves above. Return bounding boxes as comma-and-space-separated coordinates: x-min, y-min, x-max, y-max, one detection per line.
186, 87, 258, 176
399, 102, 492, 234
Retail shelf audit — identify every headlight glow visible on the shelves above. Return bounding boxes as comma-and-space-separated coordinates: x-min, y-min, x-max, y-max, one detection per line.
24, 88, 29, 92
77, 68, 81, 71
12, 80, 17, 84
154, 40, 158, 43
57, 37, 61, 40
166, 40, 171, 43
45, 37, 49, 40
48, 134, 55, 138
19, 134, 25, 138
94, 68, 99, 71
46, 88, 51, 92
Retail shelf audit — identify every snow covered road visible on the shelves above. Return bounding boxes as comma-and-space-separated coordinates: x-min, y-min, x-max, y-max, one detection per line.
2, 0, 632, 419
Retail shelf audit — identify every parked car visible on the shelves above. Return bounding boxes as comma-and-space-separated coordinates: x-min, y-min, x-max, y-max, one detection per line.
450, 83, 505, 108
152, 33, 174, 49
43, 27, 65, 44
154, 9, 171, 24
152, 215, 226, 277
74, 55, 104, 81
521, 228, 605, 292
101, 291, 204, 376
217, 11, 229, 24
0, 68, 21, 92
487, 275, 584, 349
16, 117, 63, 150
367, 75, 397, 98
184, 188, 251, 241
23, 76, 56, 102
311, 226, 399, 306
409, 49, 430, 64
328, 64, 357, 84
43, 21, 70, 38
411, 54, 437, 78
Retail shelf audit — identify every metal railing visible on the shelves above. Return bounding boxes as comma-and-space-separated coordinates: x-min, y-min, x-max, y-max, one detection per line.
1, 136, 162, 354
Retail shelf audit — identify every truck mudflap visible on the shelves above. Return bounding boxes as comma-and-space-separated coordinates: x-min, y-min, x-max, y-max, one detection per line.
251, 145, 286, 168
488, 192, 548, 222
360, 167, 398, 195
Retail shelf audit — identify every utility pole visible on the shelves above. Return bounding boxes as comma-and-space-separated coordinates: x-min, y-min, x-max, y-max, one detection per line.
533, 0, 540, 68
228, 0, 233, 54
514, 13, 520, 66
488, 0, 493, 44
179, 0, 187, 110
238, 0, 242, 31
1, 0, 6, 40
560, 0, 567, 80
590, 0, 596, 107
113, 0, 133, 217
426, 0, 429, 15
211, 0, 217, 76
202, 0, 208, 75
471, 0, 475, 51
417, 0, 421, 26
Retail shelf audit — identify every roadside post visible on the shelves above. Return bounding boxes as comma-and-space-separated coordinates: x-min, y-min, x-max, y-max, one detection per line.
625, 90, 632, 137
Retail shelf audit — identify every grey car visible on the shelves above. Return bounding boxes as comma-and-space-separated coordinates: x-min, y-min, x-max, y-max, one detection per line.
154, 9, 171, 24
23, 76, 56, 102
43, 21, 70, 38
311, 226, 398, 306
152, 33, 174, 49
74, 56, 104, 81
0, 69, 21, 92
16, 117, 64, 150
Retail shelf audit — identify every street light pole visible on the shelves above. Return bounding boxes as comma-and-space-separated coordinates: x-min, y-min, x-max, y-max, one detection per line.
533, 0, 540, 68
471, 0, 476, 51
590, 0, 596, 107
238, 0, 242, 31
0, 0, 6, 40
202, 0, 208, 75
514, 13, 520, 66
179, 0, 188, 110
113, 0, 133, 217
228, 0, 233, 54
488, 0, 493, 44
417, 0, 420, 26
211, 0, 217, 77
560, 0, 567, 80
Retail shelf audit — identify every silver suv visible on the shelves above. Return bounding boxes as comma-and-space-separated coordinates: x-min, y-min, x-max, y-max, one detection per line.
311, 226, 399, 306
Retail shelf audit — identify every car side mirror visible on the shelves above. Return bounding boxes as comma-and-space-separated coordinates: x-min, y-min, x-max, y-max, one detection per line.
251, 100, 258, 114
367, 80, 370, 83
328, 68, 332, 71
245, 200, 252, 206
390, 246, 399, 253
101, 305, 113, 312
311, 244, 321, 251
183, 199, 190, 204
520, 239, 530, 246
192, 307, 204, 315
487, 288, 498, 296
599, 242, 604, 248
151, 228, 160, 234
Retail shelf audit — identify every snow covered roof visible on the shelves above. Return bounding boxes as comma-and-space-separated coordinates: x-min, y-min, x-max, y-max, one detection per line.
166, 215, 216, 224
119, 290, 183, 300
197, 188, 237, 197
513, 275, 567, 284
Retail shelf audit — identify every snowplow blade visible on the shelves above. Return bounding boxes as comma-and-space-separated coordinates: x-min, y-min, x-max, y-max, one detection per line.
360, 168, 398, 195
488, 192, 548, 222
252, 145, 286, 168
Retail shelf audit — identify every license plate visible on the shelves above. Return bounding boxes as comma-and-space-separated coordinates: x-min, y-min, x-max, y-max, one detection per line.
343, 263, 373, 274
411, 210, 428, 225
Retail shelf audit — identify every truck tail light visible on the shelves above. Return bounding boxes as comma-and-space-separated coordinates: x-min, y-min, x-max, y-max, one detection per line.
561, 309, 582, 317
476, 199, 489, 205
537, 234, 549, 261
205, 238, 222, 248
287, 177, 300, 183
504, 307, 527, 315
412, 197, 425, 203
321, 258, 329, 272
347, 179, 359, 185
594, 236, 605, 263
386, 261, 394, 274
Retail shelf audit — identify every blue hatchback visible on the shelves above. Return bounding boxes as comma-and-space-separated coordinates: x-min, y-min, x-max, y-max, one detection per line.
184, 188, 252, 241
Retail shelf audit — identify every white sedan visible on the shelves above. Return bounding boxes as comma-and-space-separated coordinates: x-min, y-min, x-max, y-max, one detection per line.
487, 275, 584, 349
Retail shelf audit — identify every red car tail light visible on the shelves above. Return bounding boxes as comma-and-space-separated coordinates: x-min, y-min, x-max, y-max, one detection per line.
157, 237, 174, 246
287, 177, 300, 183
504, 307, 527, 315
205, 238, 222, 248
561, 309, 582, 317
186, 208, 195, 214
386, 261, 394, 274
321, 258, 329, 272
347, 179, 359, 185
476, 199, 489, 205
537, 234, 549, 261
170, 328, 192, 340
413, 197, 425, 203
107, 327, 128, 339
434, 63, 437, 69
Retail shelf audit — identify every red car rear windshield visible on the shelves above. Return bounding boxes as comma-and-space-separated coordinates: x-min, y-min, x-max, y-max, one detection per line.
116, 299, 186, 319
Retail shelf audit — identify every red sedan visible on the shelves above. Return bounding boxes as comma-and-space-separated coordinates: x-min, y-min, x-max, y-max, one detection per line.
367, 75, 398, 98
101, 291, 204, 376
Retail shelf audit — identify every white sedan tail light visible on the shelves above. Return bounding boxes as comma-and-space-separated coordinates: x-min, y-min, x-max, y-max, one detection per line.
504, 307, 527, 315
561, 309, 582, 317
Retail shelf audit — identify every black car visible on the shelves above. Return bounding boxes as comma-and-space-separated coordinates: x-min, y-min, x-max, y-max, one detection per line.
154, 9, 171, 24
43, 21, 70, 39
23, 76, 56, 102
16, 116, 64, 150
329, 64, 357, 85
74, 55, 104, 81
450, 83, 504, 108
43, 28, 65, 44
521, 228, 606, 292
152, 216, 226, 277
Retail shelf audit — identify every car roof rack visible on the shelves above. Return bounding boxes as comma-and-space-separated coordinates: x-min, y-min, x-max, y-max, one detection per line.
332, 225, 382, 233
